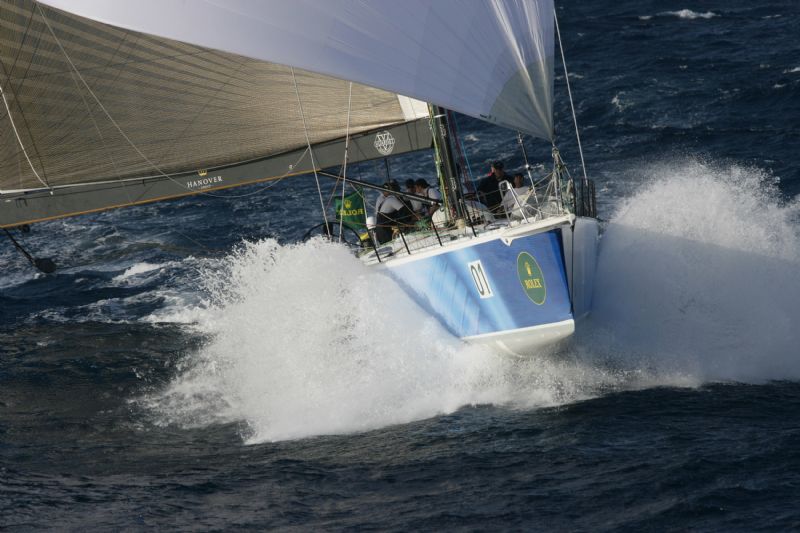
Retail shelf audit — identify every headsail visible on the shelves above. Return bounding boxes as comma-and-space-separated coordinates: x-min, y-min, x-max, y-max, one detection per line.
38, 0, 555, 140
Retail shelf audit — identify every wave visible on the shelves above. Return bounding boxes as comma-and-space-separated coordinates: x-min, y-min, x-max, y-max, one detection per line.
112, 262, 165, 282
655, 10, 718, 20
611, 92, 629, 112
640, 10, 718, 20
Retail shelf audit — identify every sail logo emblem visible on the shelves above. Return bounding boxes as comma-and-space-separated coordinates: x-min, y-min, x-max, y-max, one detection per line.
517, 252, 546, 305
344, 199, 352, 209
374, 131, 396, 155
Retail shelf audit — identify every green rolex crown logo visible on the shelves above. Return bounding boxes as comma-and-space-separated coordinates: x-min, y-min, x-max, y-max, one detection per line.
517, 252, 546, 305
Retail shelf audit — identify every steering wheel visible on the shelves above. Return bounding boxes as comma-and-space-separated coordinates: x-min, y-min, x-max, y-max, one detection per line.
301, 221, 365, 249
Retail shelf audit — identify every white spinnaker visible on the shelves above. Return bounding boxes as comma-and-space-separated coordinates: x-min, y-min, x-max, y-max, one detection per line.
39, 0, 555, 140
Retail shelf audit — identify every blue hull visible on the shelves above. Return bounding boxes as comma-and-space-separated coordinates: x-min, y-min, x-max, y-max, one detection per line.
384, 225, 573, 345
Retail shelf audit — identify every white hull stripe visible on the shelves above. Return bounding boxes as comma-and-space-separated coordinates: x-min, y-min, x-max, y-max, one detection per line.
461, 319, 575, 341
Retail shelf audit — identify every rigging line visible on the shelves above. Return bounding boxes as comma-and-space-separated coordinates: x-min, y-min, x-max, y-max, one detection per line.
339, 81, 353, 242
3, 228, 35, 266
0, 6, 42, 181
0, 4, 52, 188
7, 40, 240, 85
428, 104, 449, 216
321, 111, 355, 211
554, 7, 588, 185
36, 4, 192, 196
164, 56, 250, 162
157, 145, 313, 200
36, 4, 293, 202
66, 68, 135, 206
291, 66, 330, 229
0, 84, 50, 190
5, 28, 100, 183
0, 4, 34, 85
169, 228, 223, 253
451, 113, 476, 191
71, 24, 139, 207
324, 174, 343, 210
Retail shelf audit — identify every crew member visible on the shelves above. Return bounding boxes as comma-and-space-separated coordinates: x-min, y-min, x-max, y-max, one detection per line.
502, 172, 532, 214
414, 178, 442, 217
374, 181, 413, 244
476, 160, 507, 213
405, 179, 423, 214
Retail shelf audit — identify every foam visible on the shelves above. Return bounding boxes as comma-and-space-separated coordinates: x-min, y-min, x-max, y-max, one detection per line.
611, 92, 628, 112
661, 9, 717, 20
113, 262, 163, 282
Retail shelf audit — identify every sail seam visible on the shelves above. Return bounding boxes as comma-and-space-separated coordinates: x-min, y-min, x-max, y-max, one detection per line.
0, 84, 51, 190
36, 3, 193, 197
65, 67, 135, 205
35, 3, 307, 202
0, 4, 52, 190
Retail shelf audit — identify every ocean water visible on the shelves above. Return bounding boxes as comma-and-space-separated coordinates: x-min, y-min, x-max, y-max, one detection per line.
2, 1, 800, 530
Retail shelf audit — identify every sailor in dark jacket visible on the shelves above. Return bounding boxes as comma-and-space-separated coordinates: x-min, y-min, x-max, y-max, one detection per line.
476, 160, 508, 213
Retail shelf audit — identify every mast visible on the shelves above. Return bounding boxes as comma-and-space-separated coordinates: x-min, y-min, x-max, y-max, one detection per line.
429, 104, 465, 221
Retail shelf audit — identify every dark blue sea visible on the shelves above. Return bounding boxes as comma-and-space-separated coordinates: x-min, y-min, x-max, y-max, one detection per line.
3, 1, 800, 530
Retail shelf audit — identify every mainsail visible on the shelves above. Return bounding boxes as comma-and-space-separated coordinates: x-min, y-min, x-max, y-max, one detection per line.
1, 0, 555, 228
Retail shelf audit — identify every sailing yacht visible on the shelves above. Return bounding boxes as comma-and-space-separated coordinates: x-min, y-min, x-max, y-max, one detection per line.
0, 0, 598, 355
